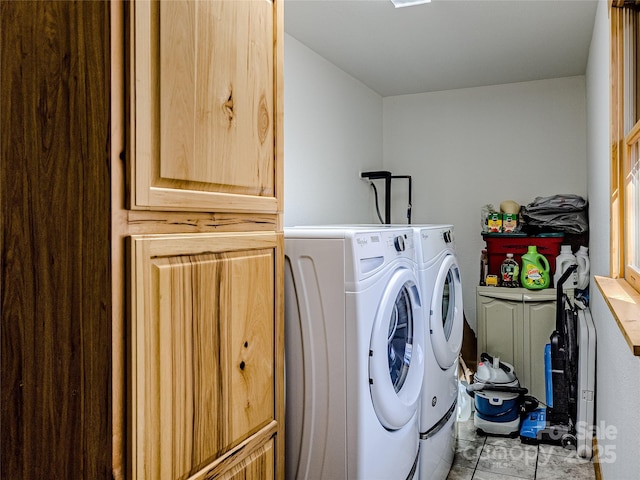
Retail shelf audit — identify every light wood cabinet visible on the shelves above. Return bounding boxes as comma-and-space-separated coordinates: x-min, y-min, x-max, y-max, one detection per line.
476, 287, 568, 402
129, 232, 281, 479
216, 438, 274, 480
129, 0, 281, 214
123, 1, 285, 479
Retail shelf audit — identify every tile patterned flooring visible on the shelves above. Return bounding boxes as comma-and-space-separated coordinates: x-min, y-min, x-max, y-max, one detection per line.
447, 420, 597, 480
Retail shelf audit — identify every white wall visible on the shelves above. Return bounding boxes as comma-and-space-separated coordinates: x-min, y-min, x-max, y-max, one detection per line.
586, 1, 640, 477
284, 34, 383, 227
383, 78, 588, 331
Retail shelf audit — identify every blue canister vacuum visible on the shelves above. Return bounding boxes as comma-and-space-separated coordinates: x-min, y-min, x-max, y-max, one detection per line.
466, 352, 530, 436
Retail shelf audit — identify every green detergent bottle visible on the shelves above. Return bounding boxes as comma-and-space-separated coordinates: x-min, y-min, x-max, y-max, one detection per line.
520, 245, 550, 289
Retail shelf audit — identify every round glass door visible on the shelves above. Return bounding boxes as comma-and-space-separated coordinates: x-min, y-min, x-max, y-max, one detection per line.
369, 268, 424, 430
388, 286, 413, 392
430, 254, 464, 370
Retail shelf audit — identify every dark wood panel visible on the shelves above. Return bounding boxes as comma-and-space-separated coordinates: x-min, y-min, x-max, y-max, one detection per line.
1, 1, 112, 478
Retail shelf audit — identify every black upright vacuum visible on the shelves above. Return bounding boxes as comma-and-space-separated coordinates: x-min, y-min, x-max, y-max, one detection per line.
519, 264, 579, 448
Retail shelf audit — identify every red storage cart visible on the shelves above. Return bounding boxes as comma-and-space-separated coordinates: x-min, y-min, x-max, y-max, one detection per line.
482, 233, 564, 280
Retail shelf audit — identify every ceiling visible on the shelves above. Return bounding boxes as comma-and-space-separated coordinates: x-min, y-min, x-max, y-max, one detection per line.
284, 0, 599, 97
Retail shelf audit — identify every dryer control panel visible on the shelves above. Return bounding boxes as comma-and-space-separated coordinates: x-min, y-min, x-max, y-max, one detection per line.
353, 229, 415, 280
416, 226, 455, 265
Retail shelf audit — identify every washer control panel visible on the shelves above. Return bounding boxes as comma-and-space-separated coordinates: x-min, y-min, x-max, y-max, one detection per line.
416, 226, 455, 264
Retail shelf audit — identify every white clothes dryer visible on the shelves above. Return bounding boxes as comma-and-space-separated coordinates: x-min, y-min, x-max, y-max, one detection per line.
412, 225, 464, 480
284, 226, 425, 480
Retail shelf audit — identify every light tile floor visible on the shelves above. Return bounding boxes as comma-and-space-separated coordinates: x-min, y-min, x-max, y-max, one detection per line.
447, 420, 597, 480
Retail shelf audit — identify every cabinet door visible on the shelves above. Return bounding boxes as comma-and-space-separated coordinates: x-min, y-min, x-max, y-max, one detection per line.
523, 301, 557, 402
476, 294, 524, 377
217, 439, 274, 480
129, 232, 281, 479
129, 0, 283, 213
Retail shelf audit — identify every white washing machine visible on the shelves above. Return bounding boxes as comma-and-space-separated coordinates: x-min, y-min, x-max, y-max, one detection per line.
413, 225, 464, 480
284, 226, 425, 480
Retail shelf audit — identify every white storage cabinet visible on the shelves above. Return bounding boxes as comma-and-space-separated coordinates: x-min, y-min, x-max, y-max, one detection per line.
476, 286, 573, 403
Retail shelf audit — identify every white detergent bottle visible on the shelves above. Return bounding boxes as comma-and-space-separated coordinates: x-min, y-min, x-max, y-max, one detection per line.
553, 245, 577, 289
575, 246, 590, 290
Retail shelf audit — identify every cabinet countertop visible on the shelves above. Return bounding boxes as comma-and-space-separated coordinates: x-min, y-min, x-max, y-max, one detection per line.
477, 285, 566, 302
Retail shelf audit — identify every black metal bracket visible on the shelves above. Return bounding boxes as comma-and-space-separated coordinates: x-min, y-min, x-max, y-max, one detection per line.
392, 175, 412, 224
361, 171, 392, 224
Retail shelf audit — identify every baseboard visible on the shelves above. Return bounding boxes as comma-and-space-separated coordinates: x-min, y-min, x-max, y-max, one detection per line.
593, 435, 603, 480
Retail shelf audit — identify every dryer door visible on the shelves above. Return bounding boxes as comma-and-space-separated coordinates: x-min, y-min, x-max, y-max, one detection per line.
369, 268, 424, 430
430, 253, 464, 370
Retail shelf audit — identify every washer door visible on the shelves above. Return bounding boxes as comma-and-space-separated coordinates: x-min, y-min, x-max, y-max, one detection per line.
369, 268, 424, 430
430, 253, 464, 370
